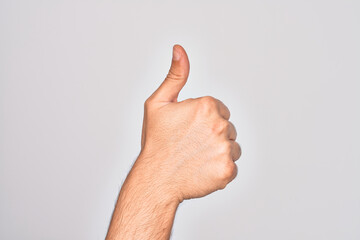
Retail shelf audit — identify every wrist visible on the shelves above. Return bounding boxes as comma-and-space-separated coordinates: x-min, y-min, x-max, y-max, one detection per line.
126, 151, 183, 205
106, 153, 180, 240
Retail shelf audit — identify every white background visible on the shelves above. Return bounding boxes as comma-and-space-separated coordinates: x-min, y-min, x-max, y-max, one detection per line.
1, 1, 359, 239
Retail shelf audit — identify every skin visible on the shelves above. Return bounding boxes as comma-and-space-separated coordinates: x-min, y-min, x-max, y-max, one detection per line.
106, 44, 242, 240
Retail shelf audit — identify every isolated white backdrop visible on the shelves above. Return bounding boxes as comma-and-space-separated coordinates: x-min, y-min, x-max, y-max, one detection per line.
1, 1, 359, 239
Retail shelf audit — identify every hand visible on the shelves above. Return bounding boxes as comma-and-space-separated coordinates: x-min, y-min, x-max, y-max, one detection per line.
136, 44, 242, 203
106, 44, 242, 239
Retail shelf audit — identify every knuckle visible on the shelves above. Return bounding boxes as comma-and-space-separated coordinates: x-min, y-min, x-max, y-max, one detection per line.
198, 96, 217, 113
144, 98, 152, 108
211, 120, 229, 135
219, 141, 232, 155
218, 160, 236, 184
144, 97, 157, 111
221, 121, 230, 133
201, 95, 216, 103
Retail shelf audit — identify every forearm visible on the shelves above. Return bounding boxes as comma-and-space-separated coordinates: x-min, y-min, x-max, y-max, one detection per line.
106, 154, 180, 240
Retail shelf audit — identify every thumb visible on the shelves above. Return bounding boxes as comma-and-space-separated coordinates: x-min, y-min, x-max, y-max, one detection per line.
150, 44, 190, 103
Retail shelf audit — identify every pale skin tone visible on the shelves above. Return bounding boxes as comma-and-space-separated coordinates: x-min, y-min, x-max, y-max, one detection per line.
106, 44, 242, 240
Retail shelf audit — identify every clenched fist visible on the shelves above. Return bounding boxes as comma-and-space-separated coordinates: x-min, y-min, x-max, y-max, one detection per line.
136, 44, 241, 202
106, 44, 242, 240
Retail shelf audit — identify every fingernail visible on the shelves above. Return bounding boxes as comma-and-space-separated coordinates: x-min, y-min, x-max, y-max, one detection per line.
172, 45, 181, 61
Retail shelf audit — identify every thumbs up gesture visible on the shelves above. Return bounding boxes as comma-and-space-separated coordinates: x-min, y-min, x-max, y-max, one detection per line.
135, 44, 241, 202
